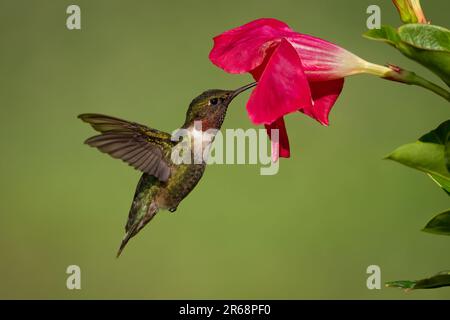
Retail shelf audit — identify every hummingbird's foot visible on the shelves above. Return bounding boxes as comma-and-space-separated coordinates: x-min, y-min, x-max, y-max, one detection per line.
169, 207, 177, 213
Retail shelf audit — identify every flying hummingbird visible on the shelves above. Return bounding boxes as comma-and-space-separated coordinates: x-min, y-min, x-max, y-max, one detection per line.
79, 82, 257, 257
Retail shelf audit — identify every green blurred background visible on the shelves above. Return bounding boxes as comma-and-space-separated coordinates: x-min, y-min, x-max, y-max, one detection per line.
0, 0, 449, 299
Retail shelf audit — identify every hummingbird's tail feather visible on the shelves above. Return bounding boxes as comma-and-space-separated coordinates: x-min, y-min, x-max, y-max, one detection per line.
116, 224, 138, 258
116, 202, 159, 257
116, 175, 160, 257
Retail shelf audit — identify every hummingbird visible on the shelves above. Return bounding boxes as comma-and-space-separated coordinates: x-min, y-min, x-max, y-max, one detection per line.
78, 82, 257, 257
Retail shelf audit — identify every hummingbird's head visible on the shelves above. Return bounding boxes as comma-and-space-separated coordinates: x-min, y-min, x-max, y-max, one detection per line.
183, 82, 257, 130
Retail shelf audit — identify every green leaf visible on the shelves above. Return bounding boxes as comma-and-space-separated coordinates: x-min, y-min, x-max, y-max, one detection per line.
387, 271, 450, 291
398, 25, 450, 85
387, 120, 450, 194
388, 142, 447, 178
385, 280, 416, 290
363, 25, 401, 47
398, 24, 450, 52
397, 24, 450, 86
429, 174, 450, 194
364, 24, 450, 86
419, 118, 450, 172
423, 210, 450, 235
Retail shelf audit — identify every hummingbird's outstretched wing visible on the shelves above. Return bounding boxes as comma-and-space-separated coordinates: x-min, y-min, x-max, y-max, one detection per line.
78, 113, 176, 182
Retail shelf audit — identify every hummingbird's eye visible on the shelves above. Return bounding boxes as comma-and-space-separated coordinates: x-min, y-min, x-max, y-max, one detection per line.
209, 98, 219, 106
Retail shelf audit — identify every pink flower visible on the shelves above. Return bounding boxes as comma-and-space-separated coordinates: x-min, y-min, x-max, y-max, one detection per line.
209, 18, 391, 160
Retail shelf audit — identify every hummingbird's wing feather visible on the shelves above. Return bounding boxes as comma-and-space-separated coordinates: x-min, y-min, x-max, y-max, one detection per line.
79, 114, 176, 182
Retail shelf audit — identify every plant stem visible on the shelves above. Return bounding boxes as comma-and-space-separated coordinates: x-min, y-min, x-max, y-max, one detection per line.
407, 74, 450, 102
383, 67, 450, 103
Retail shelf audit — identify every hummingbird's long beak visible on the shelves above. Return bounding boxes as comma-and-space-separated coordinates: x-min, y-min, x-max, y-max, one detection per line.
228, 82, 257, 102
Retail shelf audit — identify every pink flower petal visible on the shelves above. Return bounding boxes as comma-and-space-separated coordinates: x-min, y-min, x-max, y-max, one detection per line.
209, 18, 293, 74
246, 38, 313, 125
288, 34, 365, 81
301, 78, 344, 126
265, 117, 290, 161
210, 18, 366, 81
